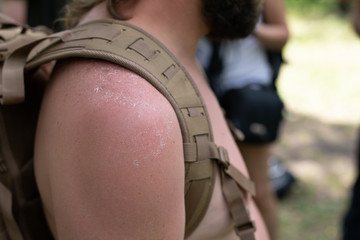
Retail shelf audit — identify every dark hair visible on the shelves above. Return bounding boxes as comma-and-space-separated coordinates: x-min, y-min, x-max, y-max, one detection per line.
203, 0, 264, 40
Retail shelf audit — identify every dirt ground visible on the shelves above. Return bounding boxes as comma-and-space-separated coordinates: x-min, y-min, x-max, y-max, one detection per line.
274, 109, 358, 240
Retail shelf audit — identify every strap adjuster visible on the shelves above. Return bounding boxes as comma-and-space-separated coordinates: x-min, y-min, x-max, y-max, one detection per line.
234, 220, 256, 235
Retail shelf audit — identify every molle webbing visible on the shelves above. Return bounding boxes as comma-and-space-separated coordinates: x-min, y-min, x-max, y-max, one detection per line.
25, 19, 218, 236
0, 18, 256, 239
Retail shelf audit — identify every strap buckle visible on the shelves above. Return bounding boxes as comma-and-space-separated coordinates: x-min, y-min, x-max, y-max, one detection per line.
234, 220, 256, 236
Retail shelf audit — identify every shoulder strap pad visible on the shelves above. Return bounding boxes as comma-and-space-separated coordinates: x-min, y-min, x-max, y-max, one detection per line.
0, 18, 256, 238
28, 19, 256, 238
29, 19, 218, 236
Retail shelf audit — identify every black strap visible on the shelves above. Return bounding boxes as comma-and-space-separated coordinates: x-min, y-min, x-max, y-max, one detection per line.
205, 41, 223, 92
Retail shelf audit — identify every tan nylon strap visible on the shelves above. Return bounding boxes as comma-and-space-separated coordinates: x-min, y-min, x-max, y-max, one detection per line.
220, 170, 256, 240
195, 135, 256, 239
218, 147, 256, 197
162, 64, 178, 79
183, 143, 197, 163
225, 164, 256, 196
19, 19, 254, 239
25, 19, 217, 237
128, 38, 159, 60
1, 39, 43, 104
0, 26, 48, 104
184, 140, 255, 196
0, 183, 23, 240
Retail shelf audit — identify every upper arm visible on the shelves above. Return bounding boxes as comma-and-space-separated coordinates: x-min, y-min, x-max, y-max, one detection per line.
35, 59, 185, 239
263, 0, 287, 27
255, 0, 289, 50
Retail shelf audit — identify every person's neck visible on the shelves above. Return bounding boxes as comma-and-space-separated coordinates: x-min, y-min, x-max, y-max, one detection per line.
128, 1, 206, 62
80, 1, 207, 65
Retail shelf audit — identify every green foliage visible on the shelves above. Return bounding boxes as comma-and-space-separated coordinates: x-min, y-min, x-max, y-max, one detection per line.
275, 4, 360, 240
278, 6, 360, 125
285, 0, 347, 16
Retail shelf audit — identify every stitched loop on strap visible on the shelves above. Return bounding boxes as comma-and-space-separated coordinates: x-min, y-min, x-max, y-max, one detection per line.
17, 19, 255, 239
128, 38, 159, 60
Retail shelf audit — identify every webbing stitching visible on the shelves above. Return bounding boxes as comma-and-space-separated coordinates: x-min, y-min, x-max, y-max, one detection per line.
128, 38, 159, 61
162, 64, 178, 80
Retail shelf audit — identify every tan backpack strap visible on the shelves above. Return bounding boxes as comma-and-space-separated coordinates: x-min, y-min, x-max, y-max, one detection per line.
221, 170, 256, 240
1, 38, 46, 104
185, 136, 256, 238
0, 183, 23, 240
0, 15, 49, 104
25, 19, 218, 237
23, 19, 255, 239
184, 141, 255, 196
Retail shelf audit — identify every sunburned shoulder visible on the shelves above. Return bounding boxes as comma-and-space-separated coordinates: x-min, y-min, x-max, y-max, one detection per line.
51, 58, 181, 146
37, 58, 186, 239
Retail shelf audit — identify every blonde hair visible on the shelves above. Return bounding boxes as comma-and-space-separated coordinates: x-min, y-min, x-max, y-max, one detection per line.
64, 0, 131, 29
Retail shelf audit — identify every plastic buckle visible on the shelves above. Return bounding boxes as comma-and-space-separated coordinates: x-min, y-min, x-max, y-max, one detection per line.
235, 221, 256, 234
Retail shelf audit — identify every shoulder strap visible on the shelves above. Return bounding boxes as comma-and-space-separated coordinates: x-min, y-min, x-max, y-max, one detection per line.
1, 18, 256, 239
0, 13, 51, 105
0, 14, 54, 240
26, 19, 219, 236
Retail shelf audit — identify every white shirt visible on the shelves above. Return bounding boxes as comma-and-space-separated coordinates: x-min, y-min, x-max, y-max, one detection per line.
196, 35, 273, 97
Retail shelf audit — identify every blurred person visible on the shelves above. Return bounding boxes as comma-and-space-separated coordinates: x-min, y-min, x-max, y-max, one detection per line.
343, 129, 360, 240
342, 1, 360, 239
1, 0, 67, 30
27, 0, 273, 239
196, 0, 290, 239
352, 0, 360, 35
1, 0, 27, 24
338, 0, 351, 15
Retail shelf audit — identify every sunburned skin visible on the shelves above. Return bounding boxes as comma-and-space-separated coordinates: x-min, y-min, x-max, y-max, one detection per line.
33, 0, 270, 238
84, 61, 174, 165
34, 55, 270, 239
35, 58, 185, 239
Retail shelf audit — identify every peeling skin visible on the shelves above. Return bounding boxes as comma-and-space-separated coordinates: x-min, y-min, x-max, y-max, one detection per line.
36, 58, 185, 239
69, 60, 176, 168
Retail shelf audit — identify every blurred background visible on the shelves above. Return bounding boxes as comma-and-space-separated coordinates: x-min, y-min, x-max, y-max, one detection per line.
275, 0, 360, 239
0, 0, 359, 239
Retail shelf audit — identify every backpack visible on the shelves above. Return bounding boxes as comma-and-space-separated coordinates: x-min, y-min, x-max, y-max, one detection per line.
204, 37, 285, 144
0, 14, 256, 240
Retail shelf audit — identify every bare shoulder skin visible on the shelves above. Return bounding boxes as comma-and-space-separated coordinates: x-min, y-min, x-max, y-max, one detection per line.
34, 59, 185, 239
34, 0, 270, 239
